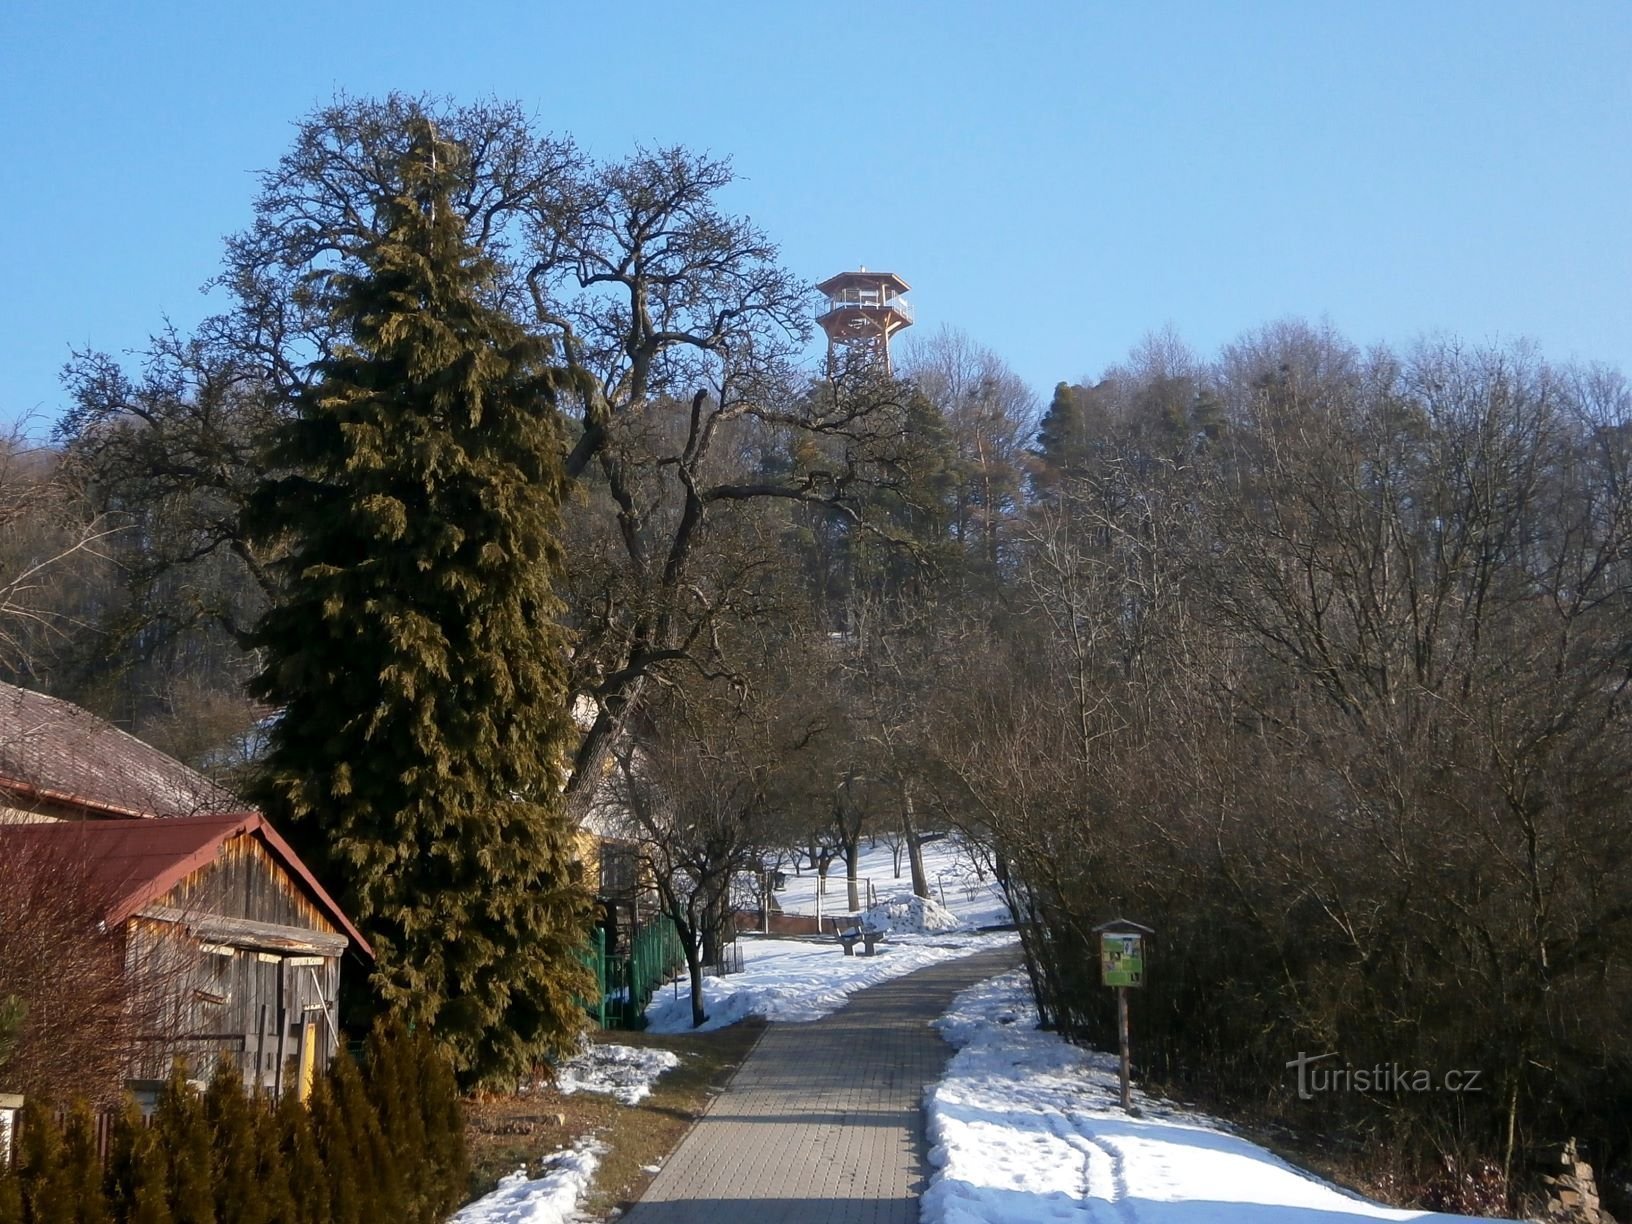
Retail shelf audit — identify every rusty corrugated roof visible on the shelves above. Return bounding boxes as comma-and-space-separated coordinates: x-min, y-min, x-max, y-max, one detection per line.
0, 682, 243, 818
0, 813, 372, 958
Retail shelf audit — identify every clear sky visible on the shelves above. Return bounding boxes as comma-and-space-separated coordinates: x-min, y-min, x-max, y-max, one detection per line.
3, 1, 1629, 432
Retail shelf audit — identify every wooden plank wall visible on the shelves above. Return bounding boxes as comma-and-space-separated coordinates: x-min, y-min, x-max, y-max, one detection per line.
158, 835, 340, 935
126, 833, 345, 1093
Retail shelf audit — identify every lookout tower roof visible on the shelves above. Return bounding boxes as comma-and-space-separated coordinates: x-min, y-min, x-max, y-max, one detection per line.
816, 270, 910, 297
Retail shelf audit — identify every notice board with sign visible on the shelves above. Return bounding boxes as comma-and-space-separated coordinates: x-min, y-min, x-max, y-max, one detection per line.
1100, 931, 1145, 987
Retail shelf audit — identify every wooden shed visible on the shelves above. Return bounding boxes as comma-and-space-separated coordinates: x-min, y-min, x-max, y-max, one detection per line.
0, 813, 371, 1099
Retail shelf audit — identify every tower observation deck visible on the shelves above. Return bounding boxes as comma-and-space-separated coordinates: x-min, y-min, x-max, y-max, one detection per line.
816, 268, 912, 377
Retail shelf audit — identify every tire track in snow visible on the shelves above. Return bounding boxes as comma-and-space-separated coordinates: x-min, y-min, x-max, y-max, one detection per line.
1047, 1109, 1137, 1224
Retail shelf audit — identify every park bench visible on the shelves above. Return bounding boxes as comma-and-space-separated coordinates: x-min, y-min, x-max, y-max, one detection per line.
837, 926, 887, 956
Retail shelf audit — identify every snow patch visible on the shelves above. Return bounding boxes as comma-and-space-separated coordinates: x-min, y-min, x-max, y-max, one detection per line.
554, 1042, 679, 1106
861, 891, 964, 934
923, 971, 1497, 1224
451, 1137, 602, 1224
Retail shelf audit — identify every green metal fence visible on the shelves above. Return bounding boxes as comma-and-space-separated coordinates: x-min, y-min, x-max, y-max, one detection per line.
582, 916, 686, 1029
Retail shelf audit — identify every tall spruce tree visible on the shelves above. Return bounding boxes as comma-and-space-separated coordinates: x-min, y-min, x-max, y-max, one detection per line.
246, 122, 592, 1086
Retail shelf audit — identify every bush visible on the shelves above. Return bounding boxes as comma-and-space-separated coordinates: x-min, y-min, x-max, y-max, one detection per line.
16, 1098, 73, 1224
362, 1020, 465, 1224
59, 1101, 107, 1224
270, 1090, 323, 1224
202, 1065, 262, 1224
1, 1016, 468, 1224
0, 1156, 21, 1224
152, 1067, 213, 1224
104, 1099, 171, 1224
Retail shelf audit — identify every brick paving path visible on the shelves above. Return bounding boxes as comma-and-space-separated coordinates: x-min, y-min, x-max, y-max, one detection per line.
619, 944, 1021, 1224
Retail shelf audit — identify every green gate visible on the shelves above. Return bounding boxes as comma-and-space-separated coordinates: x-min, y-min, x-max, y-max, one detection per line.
583, 916, 685, 1029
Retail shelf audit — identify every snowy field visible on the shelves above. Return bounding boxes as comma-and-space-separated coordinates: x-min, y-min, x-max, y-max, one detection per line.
923, 972, 1497, 1224
771, 834, 1013, 929
642, 929, 1019, 1034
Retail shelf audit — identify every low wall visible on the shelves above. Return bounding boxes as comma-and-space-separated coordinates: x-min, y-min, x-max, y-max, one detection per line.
733, 909, 849, 938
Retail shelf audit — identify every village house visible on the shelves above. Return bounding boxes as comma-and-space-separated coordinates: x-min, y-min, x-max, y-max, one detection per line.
0, 683, 370, 1099
0, 682, 244, 823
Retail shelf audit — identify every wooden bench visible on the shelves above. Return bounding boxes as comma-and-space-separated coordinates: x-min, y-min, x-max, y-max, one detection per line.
837, 927, 887, 956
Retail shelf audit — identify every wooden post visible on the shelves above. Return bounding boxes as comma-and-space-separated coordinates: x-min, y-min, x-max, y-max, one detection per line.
253, 1003, 268, 1095
273, 987, 288, 1099
1117, 985, 1132, 1112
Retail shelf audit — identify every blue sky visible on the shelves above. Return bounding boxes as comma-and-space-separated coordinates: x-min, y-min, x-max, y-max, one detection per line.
3, 2, 1628, 431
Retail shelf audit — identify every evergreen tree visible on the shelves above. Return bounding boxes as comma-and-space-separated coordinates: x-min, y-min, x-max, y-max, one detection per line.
327, 1054, 400, 1224
410, 1028, 467, 1217
105, 1100, 172, 1224
362, 1021, 428, 1224
0, 1152, 22, 1224
245, 122, 593, 1086
153, 1067, 213, 1224
248, 1102, 295, 1224
59, 1102, 108, 1224
270, 1090, 324, 1224
202, 1066, 263, 1224
16, 1099, 73, 1224
1035, 380, 1099, 480
304, 1067, 355, 1224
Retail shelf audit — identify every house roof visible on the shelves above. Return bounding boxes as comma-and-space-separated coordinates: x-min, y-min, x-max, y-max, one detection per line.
0, 812, 372, 958
0, 682, 243, 819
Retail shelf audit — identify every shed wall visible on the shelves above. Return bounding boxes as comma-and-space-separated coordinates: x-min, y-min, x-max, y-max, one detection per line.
129, 834, 345, 1093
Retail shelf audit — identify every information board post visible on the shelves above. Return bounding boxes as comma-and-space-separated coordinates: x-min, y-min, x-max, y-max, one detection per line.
1095, 919, 1154, 1115
1117, 985, 1131, 1111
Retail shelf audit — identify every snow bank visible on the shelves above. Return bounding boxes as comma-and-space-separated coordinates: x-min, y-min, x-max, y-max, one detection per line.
554, 1042, 679, 1106
861, 891, 964, 934
641, 930, 1018, 1034
923, 972, 1496, 1224
451, 1137, 602, 1224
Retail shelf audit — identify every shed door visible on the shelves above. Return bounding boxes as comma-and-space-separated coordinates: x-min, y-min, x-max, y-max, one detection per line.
280, 955, 337, 1099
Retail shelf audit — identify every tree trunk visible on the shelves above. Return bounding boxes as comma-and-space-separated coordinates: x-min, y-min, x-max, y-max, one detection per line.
700, 896, 722, 969
846, 844, 861, 914
687, 952, 707, 1028
902, 780, 931, 900
670, 909, 707, 1028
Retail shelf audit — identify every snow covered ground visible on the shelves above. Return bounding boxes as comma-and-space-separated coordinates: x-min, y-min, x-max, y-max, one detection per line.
457, 1043, 678, 1224
772, 834, 1012, 929
554, 1041, 680, 1106
923, 972, 1498, 1224
642, 929, 1019, 1034
450, 1137, 602, 1224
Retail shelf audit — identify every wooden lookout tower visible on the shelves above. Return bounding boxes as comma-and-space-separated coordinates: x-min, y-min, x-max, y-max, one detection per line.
816, 268, 912, 377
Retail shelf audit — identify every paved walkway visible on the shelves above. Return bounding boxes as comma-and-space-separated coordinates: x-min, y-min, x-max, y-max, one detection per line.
620, 944, 1021, 1224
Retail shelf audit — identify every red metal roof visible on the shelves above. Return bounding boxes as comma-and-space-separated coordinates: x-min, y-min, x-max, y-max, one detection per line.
0, 683, 243, 819
0, 813, 372, 958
